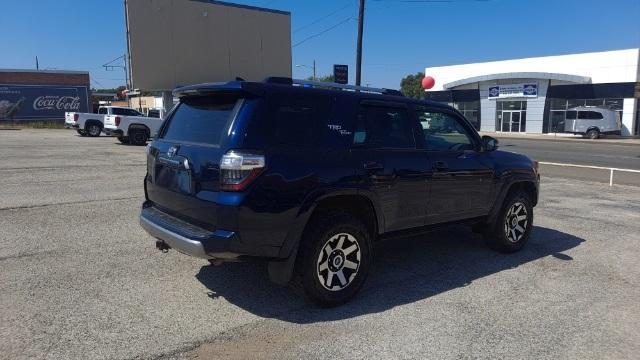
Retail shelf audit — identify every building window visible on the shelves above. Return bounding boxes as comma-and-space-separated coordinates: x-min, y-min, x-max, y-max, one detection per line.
451, 101, 481, 130
546, 98, 623, 133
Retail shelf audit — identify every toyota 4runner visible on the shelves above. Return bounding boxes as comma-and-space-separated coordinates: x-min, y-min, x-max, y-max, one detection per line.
140, 78, 540, 306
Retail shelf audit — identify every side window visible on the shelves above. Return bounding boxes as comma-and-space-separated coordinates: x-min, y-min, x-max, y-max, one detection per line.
111, 108, 125, 115
566, 111, 577, 120
416, 108, 475, 151
129, 109, 143, 116
353, 105, 415, 149
578, 111, 603, 120
269, 94, 333, 146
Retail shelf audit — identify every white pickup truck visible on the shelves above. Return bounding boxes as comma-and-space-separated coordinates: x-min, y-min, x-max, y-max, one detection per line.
103, 112, 164, 145
65, 106, 143, 137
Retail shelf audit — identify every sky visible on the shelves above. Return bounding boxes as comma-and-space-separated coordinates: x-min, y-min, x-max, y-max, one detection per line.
1, 0, 639, 90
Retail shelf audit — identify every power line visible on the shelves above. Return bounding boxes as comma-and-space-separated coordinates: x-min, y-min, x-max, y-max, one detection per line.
293, 3, 353, 34
293, 17, 355, 48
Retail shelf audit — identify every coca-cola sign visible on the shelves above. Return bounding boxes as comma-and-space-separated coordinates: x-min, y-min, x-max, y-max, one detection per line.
33, 96, 81, 111
0, 84, 88, 120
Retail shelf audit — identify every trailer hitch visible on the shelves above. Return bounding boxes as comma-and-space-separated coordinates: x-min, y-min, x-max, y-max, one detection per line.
155, 240, 170, 253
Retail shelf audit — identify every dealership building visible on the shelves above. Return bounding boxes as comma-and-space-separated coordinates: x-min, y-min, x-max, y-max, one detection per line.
0, 69, 90, 122
424, 48, 640, 136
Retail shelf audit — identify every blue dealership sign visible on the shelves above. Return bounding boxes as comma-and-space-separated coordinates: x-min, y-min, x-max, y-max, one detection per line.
0, 84, 89, 121
522, 83, 537, 96
488, 83, 538, 99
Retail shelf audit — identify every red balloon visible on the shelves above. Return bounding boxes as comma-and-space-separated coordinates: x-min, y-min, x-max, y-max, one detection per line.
421, 76, 435, 90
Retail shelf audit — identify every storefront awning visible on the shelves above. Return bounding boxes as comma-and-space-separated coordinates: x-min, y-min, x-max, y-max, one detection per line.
443, 72, 591, 90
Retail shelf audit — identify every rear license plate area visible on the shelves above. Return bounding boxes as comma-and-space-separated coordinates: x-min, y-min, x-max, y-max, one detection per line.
155, 160, 192, 194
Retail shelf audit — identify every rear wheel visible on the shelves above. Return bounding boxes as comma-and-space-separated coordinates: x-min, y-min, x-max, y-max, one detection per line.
586, 129, 600, 139
129, 129, 148, 145
297, 212, 371, 307
76, 129, 86, 136
86, 124, 101, 137
484, 190, 533, 253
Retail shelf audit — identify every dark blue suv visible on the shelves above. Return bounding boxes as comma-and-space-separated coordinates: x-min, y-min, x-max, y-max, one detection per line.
140, 78, 539, 306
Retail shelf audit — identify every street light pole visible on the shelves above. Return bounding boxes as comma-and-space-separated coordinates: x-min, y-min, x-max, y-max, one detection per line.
355, 0, 365, 86
295, 62, 316, 80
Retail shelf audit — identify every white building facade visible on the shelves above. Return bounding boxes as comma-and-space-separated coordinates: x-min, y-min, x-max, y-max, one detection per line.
424, 49, 640, 136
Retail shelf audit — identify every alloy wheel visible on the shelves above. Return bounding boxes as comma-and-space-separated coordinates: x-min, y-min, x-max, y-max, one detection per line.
317, 233, 361, 291
504, 201, 528, 243
88, 125, 100, 136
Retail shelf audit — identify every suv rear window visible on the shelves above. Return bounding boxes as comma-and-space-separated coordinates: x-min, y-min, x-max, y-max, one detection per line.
161, 94, 242, 145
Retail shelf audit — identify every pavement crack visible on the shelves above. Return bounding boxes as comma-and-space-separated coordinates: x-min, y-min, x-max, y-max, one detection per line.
0, 250, 57, 262
0, 196, 141, 211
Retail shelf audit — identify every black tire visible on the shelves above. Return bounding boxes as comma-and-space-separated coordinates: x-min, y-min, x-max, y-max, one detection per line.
296, 212, 371, 307
129, 128, 148, 146
117, 136, 129, 144
86, 123, 101, 137
586, 129, 600, 139
484, 190, 533, 253
76, 129, 86, 136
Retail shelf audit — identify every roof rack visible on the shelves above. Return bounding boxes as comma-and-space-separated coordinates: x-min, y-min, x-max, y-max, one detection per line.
264, 77, 403, 97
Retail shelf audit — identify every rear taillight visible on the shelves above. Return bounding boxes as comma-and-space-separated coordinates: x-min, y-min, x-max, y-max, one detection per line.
115, 116, 121, 126
73, 113, 79, 122
220, 151, 265, 191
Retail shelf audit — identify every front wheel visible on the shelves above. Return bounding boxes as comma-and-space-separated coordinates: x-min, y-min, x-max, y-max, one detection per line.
586, 129, 600, 139
297, 212, 371, 307
485, 190, 533, 253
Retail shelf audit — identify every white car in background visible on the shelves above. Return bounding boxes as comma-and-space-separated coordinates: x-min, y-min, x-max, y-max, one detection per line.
65, 106, 143, 137
103, 112, 164, 145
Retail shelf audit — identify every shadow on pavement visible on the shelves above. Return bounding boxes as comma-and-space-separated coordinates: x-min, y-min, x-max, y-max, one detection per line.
195, 226, 583, 323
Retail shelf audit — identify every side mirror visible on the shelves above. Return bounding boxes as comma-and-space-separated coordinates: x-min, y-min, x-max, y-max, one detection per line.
482, 135, 499, 151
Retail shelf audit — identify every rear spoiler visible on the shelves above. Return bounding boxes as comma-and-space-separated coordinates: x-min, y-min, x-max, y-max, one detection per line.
172, 81, 263, 98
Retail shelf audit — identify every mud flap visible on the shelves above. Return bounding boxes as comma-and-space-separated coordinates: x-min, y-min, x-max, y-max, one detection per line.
267, 245, 298, 286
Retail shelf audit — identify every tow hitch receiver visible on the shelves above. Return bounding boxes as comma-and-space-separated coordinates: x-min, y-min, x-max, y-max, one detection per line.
155, 240, 170, 253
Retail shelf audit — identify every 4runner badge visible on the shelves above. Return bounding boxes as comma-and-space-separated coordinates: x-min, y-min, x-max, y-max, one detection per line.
327, 124, 352, 136
167, 146, 179, 157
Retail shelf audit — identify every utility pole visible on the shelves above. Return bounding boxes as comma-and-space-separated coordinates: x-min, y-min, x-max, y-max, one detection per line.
355, 0, 365, 86
35, 56, 39, 70
313, 59, 316, 81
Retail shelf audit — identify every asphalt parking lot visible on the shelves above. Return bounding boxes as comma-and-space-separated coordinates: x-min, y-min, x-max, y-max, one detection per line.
1, 129, 640, 360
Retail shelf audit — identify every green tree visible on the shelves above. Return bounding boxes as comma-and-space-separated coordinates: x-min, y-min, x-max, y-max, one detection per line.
400, 72, 425, 99
307, 74, 335, 82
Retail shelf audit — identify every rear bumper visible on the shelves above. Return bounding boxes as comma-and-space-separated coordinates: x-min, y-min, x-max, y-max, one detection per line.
64, 123, 79, 129
103, 128, 123, 136
139, 202, 242, 260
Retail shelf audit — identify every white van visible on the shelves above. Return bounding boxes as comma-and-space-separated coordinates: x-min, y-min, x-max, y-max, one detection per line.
564, 107, 621, 139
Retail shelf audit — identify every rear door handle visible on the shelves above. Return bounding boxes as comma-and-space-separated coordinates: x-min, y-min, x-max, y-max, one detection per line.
434, 161, 448, 171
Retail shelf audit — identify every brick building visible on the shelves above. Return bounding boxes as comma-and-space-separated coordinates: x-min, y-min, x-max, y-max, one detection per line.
0, 69, 91, 122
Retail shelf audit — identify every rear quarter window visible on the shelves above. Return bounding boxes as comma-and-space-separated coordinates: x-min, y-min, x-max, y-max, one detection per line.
266, 93, 334, 146
578, 111, 604, 120
160, 94, 242, 145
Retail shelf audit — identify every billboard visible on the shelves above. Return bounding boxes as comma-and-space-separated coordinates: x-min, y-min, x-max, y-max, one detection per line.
125, 0, 292, 91
0, 85, 89, 121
